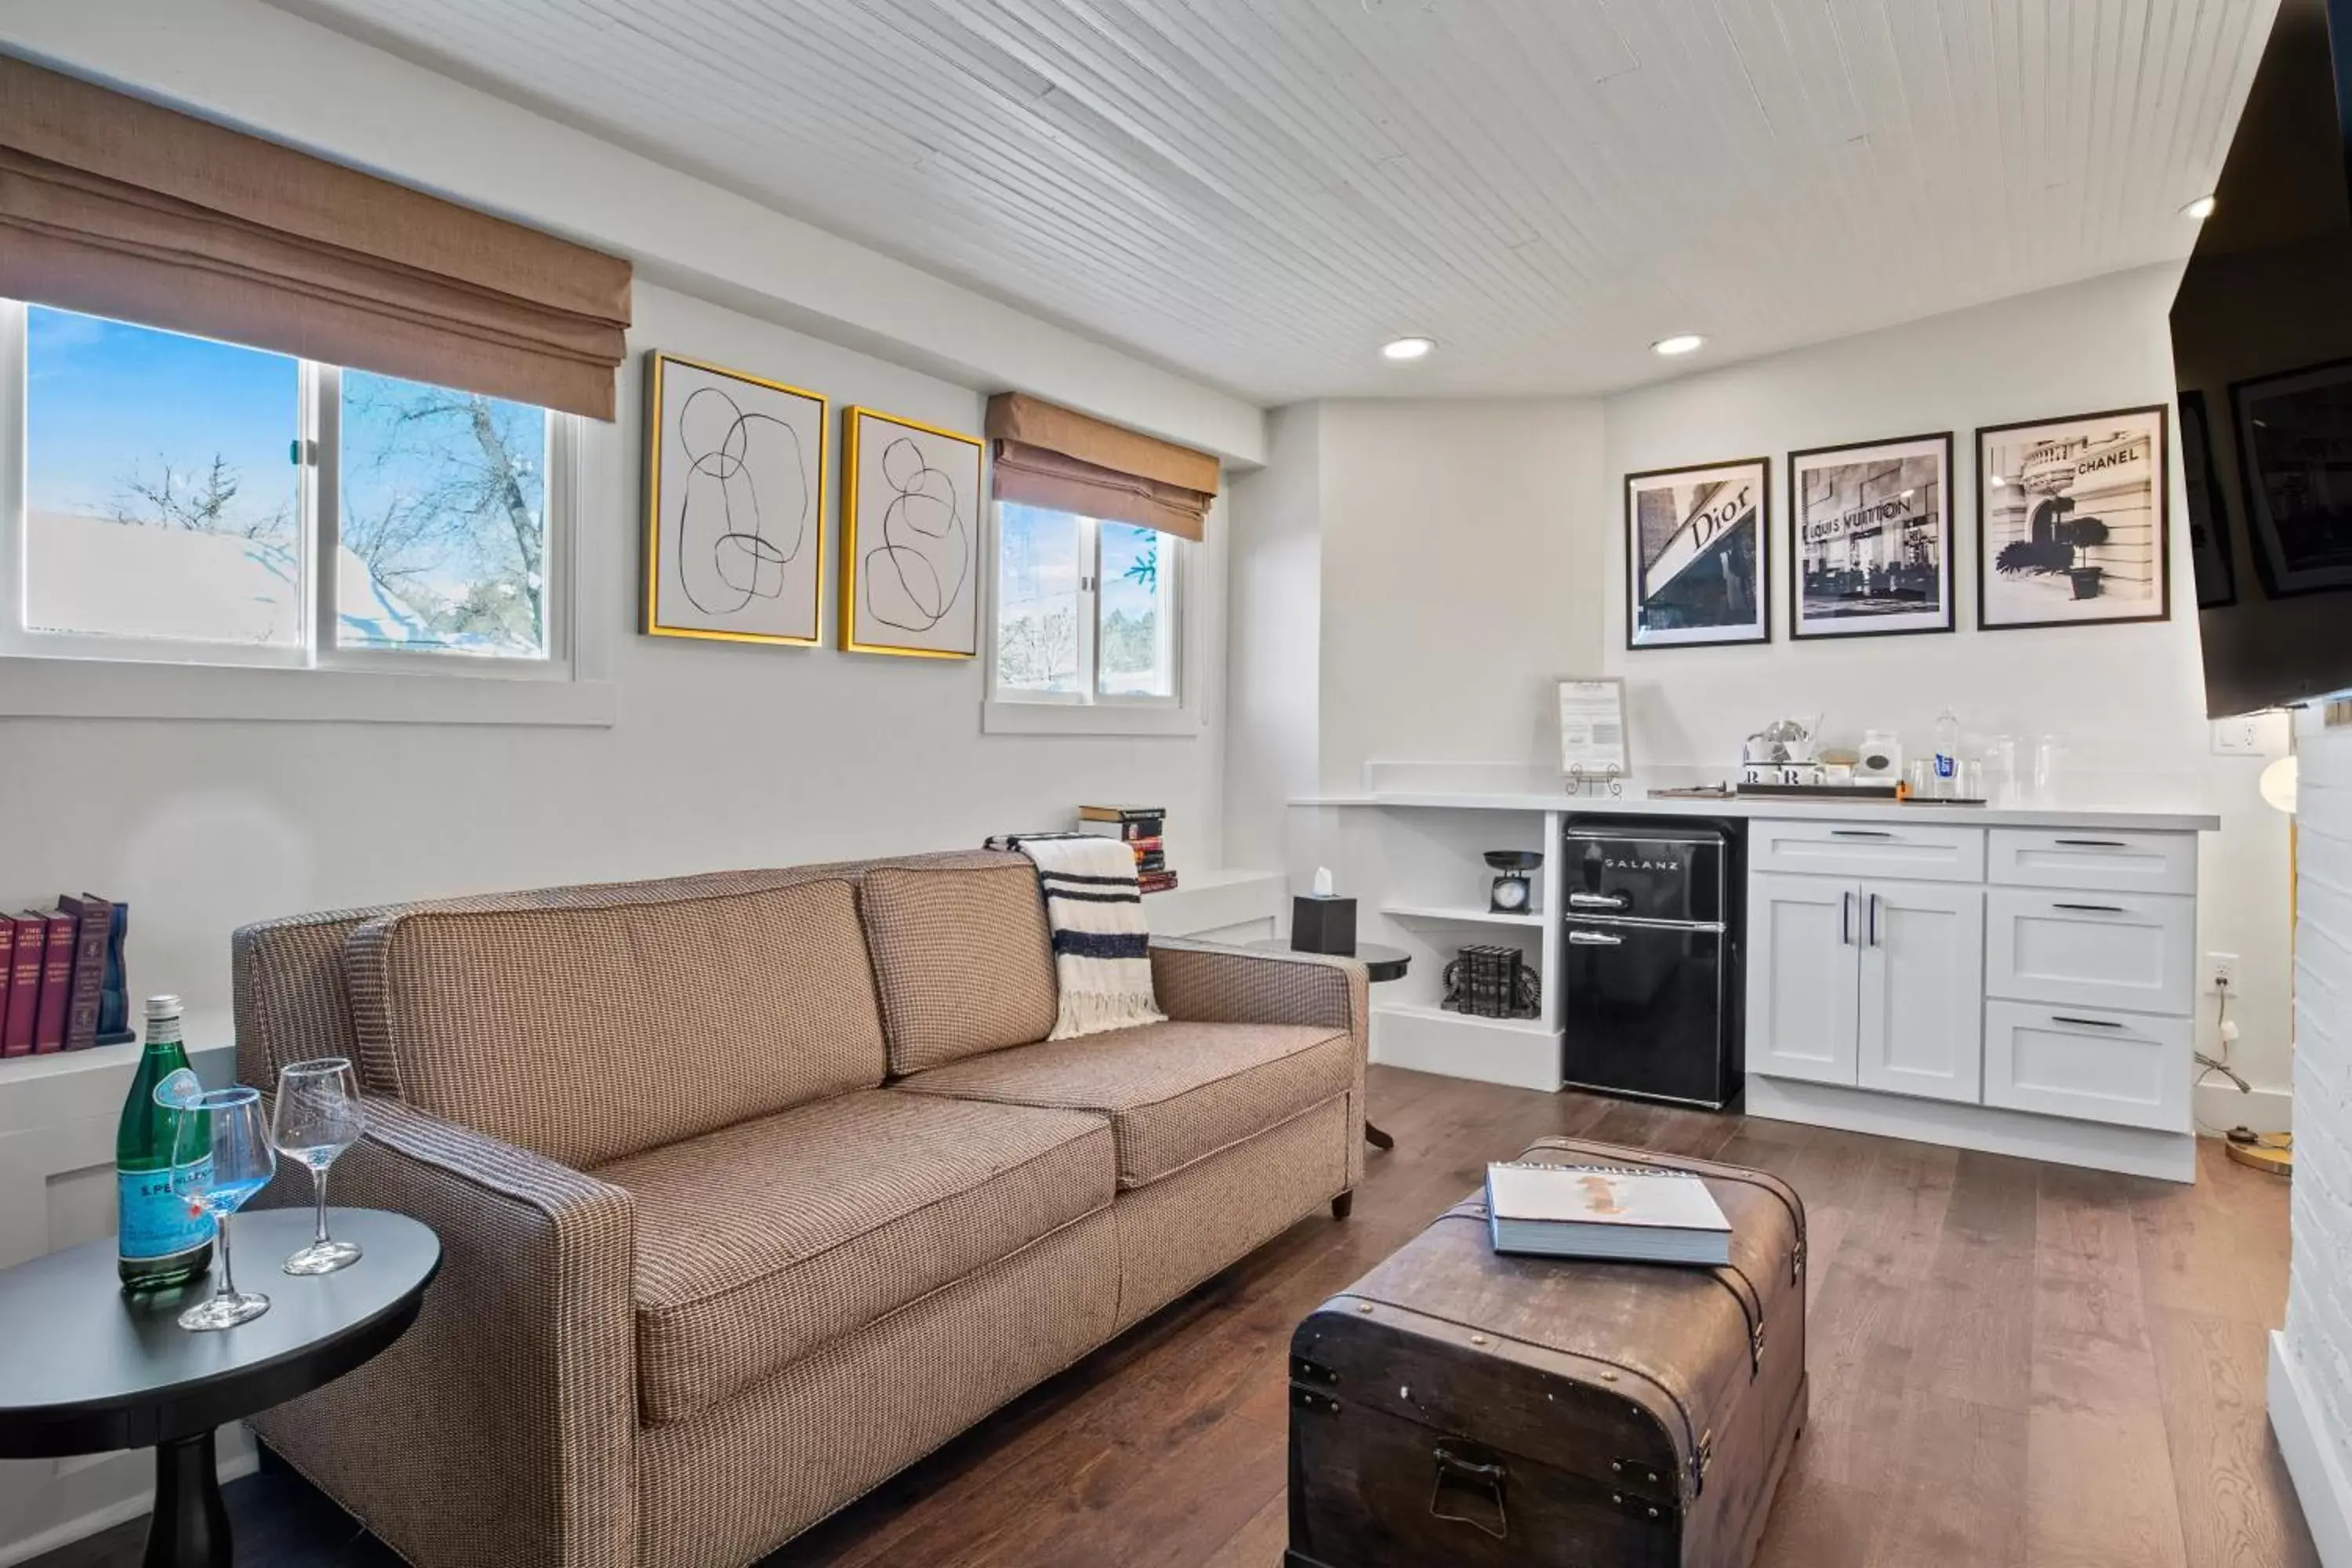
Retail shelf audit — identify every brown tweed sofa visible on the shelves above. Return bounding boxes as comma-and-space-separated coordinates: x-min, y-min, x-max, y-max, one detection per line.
230, 849, 1367, 1568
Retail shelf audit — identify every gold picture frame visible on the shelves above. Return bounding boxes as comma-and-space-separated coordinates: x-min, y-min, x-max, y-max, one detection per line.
641, 350, 829, 646
840, 405, 985, 658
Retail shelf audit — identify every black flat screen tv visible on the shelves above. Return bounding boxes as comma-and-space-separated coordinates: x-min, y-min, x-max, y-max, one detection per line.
2172, 0, 2352, 716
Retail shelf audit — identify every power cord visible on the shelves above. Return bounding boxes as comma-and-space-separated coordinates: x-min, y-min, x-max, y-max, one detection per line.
2192, 977, 2292, 1149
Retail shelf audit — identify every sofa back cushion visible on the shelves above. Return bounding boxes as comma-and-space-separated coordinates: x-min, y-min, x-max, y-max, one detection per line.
345, 878, 887, 1167
861, 864, 1057, 1074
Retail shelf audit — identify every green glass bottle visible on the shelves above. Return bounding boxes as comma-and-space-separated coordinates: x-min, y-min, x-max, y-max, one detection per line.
117, 994, 214, 1293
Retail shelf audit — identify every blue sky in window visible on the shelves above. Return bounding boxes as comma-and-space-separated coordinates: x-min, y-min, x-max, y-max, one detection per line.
27, 306, 298, 533
1099, 520, 1160, 622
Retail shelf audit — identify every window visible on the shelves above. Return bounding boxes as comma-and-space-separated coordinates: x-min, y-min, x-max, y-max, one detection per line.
5, 302, 568, 672
992, 503, 1180, 707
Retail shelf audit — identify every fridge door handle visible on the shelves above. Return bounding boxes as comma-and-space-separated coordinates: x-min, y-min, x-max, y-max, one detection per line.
1568, 891, 1628, 909
1567, 929, 1624, 946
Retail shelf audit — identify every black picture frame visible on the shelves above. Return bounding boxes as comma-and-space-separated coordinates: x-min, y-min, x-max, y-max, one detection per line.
1623, 456, 1772, 650
1975, 405, 2171, 631
2227, 358, 2352, 600
1785, 430, 1956, 641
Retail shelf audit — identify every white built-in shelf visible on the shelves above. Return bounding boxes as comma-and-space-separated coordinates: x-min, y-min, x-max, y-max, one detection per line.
1380, 902, 1545, 929
1372, 1000, 1555, 1037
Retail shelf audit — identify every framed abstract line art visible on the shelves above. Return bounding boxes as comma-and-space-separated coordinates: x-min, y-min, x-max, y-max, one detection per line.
1977, 405, 2169, 630
2228, 359, 2352, 598
840, 406, 985, 658
642, 352, 827, 645
1786, 432, 1954, 639
1624, 457, 1770, 648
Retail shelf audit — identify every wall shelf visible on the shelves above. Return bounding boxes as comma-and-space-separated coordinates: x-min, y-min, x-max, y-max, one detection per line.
1380, 902, 1546, 929
1372, 1000, 1554, 1038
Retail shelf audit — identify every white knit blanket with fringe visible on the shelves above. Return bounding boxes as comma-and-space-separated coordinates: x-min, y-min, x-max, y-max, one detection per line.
1014, 833, 1165, 1039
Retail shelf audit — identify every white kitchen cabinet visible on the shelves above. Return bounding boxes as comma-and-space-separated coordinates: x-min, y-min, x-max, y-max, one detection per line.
1856, 880, 1987, 1104
1749, 819, 1987, 883
1747, 873, 1860, 1087
1985, 888, 2196, 1016
1983, 1000, 2192, 1131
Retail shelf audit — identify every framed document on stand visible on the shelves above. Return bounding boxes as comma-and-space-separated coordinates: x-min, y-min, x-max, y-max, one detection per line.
1558, 678, 1629, 796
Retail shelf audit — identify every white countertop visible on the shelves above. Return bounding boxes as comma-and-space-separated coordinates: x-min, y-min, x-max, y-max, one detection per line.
1289, 789, 2220, 833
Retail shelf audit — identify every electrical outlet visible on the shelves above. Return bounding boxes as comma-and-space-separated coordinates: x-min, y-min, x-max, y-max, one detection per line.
2207, 952, 2241, 992
2212, 717, 2267, 755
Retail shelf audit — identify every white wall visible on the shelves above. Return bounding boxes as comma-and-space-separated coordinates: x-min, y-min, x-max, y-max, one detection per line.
1600, 265, 2293, 1120
1223, 404, 1323, 873
2275, 704, 2352, 1563
0, 281, 1227, 1049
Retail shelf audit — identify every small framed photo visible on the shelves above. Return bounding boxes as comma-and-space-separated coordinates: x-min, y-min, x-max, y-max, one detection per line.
1624, 458, 1770, 648
1786, 432, 1955, 639
840, 406, 985, 657
2180, 389, 2235, 609
642, 352, 827, 645
2228, 359, 2352, 598
1556, 677, 1629, 789
1977, 405, 2169, 630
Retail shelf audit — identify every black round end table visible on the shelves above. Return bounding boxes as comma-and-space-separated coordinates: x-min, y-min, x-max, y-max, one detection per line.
1250, 939, 1410, 1151
0, 1207, 440, 1568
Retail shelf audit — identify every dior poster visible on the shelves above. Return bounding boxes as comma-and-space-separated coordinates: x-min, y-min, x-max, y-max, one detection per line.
1624, 457, 1770, 648
1977, 406, 2170, 630
1788, 432, 1954, 638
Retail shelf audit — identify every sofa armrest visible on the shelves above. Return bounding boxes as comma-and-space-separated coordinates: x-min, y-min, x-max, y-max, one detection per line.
1150, 939, 1370, 1187
251, 1098, 637, 1568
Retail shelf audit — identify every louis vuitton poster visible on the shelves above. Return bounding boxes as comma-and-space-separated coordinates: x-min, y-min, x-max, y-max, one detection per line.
1624, 457, 1770, 648
1788, 432, 1954, 638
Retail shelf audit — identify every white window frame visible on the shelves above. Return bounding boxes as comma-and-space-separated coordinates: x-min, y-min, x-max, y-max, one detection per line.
0, 299, 608, 725
982, 499, 1201, 737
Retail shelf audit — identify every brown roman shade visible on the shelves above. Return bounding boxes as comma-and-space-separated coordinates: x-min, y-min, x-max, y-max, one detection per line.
985, 392, 1220, 541
0, 57, 633, 419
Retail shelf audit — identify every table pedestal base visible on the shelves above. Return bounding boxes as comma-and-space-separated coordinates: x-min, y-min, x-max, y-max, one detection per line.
146, 1429, 230, 1568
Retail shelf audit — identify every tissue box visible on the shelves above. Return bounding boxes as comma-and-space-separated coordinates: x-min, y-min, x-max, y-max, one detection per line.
1290, 895, 1356, 956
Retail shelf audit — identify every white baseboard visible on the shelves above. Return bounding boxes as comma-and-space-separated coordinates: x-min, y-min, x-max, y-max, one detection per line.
0, 1434, 256, 1568
2270, 1332, 2352, 1568
2195, 1081, 2293, 1135
1742, 1074, 2198, 1182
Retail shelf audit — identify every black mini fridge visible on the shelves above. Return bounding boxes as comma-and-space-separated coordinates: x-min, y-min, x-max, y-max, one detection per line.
1558, 816, 1744, 1110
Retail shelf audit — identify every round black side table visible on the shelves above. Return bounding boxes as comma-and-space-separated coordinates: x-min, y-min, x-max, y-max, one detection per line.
1251, 939, 1410, 1151
0, 1207, 440, 1568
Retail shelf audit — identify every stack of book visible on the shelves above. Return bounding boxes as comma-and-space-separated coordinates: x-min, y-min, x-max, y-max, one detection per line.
1076, 804, 1176, 894
1, 894, 129, 1058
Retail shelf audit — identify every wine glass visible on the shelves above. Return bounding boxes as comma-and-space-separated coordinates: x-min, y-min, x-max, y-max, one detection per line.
169, 1086, 276, 1331
271, 1058, 365, 1276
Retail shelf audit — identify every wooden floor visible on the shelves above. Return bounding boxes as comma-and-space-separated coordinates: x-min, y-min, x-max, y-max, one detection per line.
32, 1065, 2313, 1568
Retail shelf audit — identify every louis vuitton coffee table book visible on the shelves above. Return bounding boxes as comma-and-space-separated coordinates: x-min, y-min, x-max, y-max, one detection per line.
1484, 1161, 1733, 1267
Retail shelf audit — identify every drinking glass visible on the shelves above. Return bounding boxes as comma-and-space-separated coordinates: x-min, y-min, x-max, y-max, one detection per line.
272, 1058, 365, 1275
169, 1086, 276, 1330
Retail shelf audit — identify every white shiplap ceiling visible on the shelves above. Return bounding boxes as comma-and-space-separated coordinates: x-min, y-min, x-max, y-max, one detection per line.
270, 0, 2275, 405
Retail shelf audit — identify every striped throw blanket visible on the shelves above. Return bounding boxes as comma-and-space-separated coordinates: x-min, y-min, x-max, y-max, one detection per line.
1006, 833, 1165, 1040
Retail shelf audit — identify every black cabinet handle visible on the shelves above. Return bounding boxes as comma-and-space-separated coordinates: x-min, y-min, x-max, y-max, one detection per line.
2053, 1014, 2124, 1029
1867, 892, 1881, 946
1840, 891, 1853, 946
2052, 902, 2126, 914
1830, 829, 1893, 838
2053, 838, 2129, 848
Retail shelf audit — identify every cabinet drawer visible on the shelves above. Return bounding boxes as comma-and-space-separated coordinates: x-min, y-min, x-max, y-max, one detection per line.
1988, 829, 2197, 896
1984, 1000, 2191, 1131
1986, 890, 2195, 1016
1749, 820, 1985, 883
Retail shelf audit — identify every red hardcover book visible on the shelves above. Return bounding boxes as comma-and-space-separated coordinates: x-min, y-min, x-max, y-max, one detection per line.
2, 914, 47, 1056
0, 918, 14, 1057
31, 909, 77, 1053
56, 894, 113, 1052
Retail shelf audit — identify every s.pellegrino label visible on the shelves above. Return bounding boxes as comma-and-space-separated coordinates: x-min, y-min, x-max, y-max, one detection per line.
117, 996, 214, 1292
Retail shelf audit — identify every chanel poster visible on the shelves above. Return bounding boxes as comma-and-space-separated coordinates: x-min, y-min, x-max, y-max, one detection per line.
1978, 406, 2169, 630
1624, 457, 1770, 648
1788, 432, 1954, 639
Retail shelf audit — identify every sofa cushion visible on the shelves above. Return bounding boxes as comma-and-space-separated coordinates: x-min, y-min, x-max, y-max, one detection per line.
597, 1088, 1115, 1426
345, 879, 887, 1168
860, 864, 1058, 1074
897, 1020, 1356, 1189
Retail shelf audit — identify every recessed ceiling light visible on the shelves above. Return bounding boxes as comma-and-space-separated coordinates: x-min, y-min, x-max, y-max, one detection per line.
1651, 334, 1707, 357
2181, 194, 2217, 220
1381, 336, 1436, 361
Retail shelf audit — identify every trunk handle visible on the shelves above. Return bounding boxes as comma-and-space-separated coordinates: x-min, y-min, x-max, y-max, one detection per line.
1430, 1442, 1511, 1540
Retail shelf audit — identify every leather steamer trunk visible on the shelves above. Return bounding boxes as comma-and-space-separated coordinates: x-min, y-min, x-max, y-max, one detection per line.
1287, 1138, 1807, 1567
